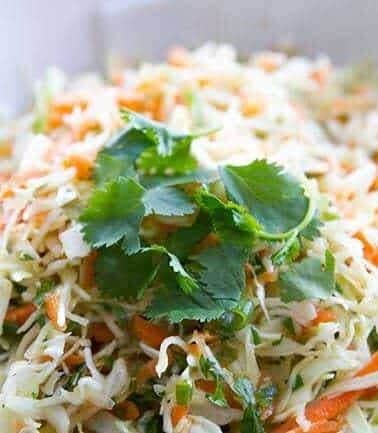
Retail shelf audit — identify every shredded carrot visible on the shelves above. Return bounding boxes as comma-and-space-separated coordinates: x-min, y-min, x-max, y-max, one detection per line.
64, 353, 84, 369
311, 309, 337, 326
88, 322, 114, 344
118, 400, 140, 421
187, 342, 202, 357
195, 379, 216, 393
117, 89, 145, 112
354, 231, 378, 266
171, 404, 189, 427
5, 303, 36, 326
131, 315, 170, 349
79, 251, 98, 289
45, 292, 65, 331
136, 359, 157, 385
63, 154, 93, 180
272, 352, 378, 433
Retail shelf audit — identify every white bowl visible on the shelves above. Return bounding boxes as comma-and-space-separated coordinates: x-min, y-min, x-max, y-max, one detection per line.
2, 0, 378, 114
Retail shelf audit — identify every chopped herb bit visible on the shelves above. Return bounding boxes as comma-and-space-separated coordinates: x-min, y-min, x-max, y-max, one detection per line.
35, 280, 55, 305
292, 374, 304, 391
283, 317, 296, 336
251, 326, 262, 345
368, 326, 378, 352
18, 252, 34, 261
176, 381, 193, 405
241, 404, 265, 433
272, 335, 283, 346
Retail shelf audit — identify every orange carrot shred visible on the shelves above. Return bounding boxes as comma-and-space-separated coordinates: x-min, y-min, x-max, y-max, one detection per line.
131, 315, 169, 349
5, 303, 36, 326
64, 154, 93, 180
311, 309, 337, 326
88, 322, 114, 344
272, 352, 378, 433
64, 353, 84, 369
118, 400, 140, 421
171, 404, 189, 427
136, 359, 157, 386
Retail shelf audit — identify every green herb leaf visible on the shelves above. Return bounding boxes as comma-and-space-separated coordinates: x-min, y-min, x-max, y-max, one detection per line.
94, 152, 135, 187
147, 243, 247, 322
300, 215, 322, 240
95, 245, 159, 300
141, 168, 219, 189
165, 213, 211, 259
196, 243, 248, 310
195, 189, 261, 247
279, 251, 336, 302
143, 186, 196, 216
146, 286, 224, 323
137, 141, 197, 176
80, 177, 145, 254
122, 109, 192, 157
220, 160, 310, 237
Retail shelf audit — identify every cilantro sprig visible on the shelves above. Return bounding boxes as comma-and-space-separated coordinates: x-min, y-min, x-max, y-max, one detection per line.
79, 109, 328, 323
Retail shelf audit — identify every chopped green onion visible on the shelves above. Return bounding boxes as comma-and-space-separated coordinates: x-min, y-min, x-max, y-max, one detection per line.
175, 380, 193, 405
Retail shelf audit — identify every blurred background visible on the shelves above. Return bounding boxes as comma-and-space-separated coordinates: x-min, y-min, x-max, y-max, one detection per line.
1, 0, 378, 114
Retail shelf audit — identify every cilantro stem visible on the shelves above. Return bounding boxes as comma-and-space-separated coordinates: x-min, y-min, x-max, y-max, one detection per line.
255, 194, 316, 241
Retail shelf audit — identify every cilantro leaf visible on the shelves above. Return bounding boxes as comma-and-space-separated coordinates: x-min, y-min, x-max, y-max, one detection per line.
195, 189, 261, 246
220, 160, 310, 237
147, 243, 248, 322
94, 152, 135, 187
142, 245, 198, 294
80, 177, 145, 254
165, 213, 211, 259
141, 168, 219, 188
146, 287, 224, 322
122, 109, 191, 157
279, 251, 336, 302
96, 243, 197, 300
143, 186, 196, 216
95, 245, 159, 300
196, 243, 248, 310
137, 141, 197, 176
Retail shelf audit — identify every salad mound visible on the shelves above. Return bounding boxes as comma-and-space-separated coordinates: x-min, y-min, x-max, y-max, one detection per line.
0, 44, 377, 433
